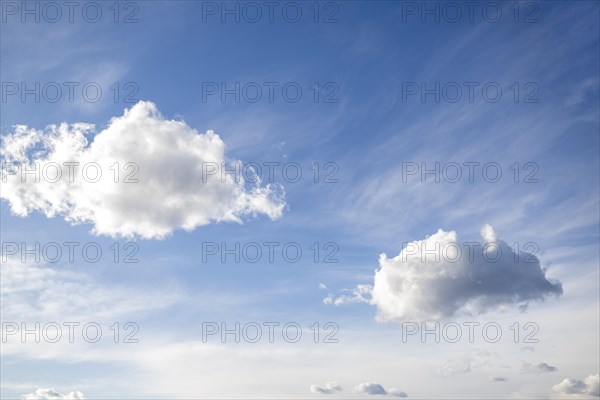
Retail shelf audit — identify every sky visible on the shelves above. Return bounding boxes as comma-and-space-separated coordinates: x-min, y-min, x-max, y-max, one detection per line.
0, 0, 599, 399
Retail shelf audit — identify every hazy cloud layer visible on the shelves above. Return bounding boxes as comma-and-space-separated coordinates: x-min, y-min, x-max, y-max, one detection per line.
1, 101, 285, 239
1, 259, 180, 321
435, 350, 500, 378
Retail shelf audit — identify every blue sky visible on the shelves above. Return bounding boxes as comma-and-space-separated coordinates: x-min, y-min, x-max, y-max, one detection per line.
1, 1, 599, 398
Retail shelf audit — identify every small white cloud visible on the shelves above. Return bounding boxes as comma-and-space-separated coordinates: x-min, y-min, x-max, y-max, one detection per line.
387, 388, 408, 397
318, 282, 327, 290
21, 388, 85, 400
356, 383, 387, 395
1, 101, 285, 239
310, 381, 342, 394
323, 284, 371, 305
553, 374, 599, 397
480, 223, 498, 244
355, 383, 407, 397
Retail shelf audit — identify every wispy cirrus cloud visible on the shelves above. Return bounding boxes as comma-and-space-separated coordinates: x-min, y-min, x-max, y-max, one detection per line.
0, 258, 181, 322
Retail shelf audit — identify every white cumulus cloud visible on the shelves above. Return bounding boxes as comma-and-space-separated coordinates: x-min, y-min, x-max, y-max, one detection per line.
326, 225, 562, 321
21, 388, 85, 400
355, 383, 407, 397
310, 381, 342, 394
1, 101, 285, 239
553, 374, 599, 397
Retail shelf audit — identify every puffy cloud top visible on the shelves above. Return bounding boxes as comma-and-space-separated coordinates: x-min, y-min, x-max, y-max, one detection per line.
310, 381, 342, 394
553, 374, 599, 397
326, 226, 562, 321
355, 383, 407, 397
1, 101, 285, 239
21, 388, 85, 400
369, 225, 562, 321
